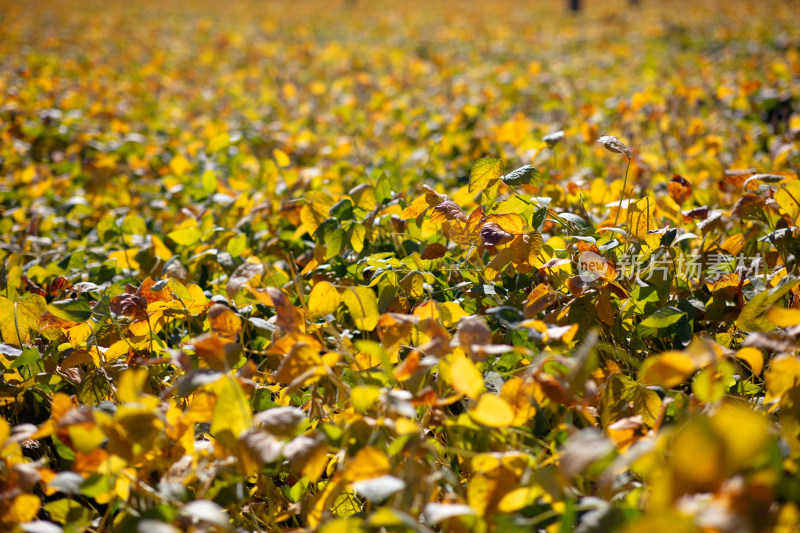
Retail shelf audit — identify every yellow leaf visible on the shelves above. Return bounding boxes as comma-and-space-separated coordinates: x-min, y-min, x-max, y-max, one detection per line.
349, 183, 377, 211
302, 443, 330, 483
484, 213, 525, 234
765, 355, 800, 406
211, 376, 252, 446
344, 446, 391, 482
628, 196, 656, 240
67, 423, 106, 454
351, 385, 381, 413
470, 394, 514, 427
6, 493, 40, 523
775, 181, 800, 221
399, 194, 429, 220
735, 347, 764, 376
169, 154, 192, 176
438, 301, 468, 327
308, 281, 341, 319
0, 294, 47, 346
273, 148, 291, 167
500, 377, 538, 425
117, 368, 148, 403
343, 287, 379, 331
350, 224, 367, 253
0, 417, 9, 445
300, 193, 335, 236
766, 306, 800, 327
399, 271, 425, 298
109, 249, 141, 270
498, 487, 536, 512
274, 343, 323, 385
708, 402, 769, 468
449, 353, 485, 400
639, 351, 696, 388
469, 157, 504, 193
413, 300, 439, 321
209, 303, 241, 341
721, 233, 746, 256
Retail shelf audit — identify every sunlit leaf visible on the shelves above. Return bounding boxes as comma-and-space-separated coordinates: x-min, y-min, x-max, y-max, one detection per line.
469, 157, 504, 193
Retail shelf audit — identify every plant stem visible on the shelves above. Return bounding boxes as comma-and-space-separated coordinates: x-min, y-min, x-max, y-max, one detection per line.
613, 156, 632, 228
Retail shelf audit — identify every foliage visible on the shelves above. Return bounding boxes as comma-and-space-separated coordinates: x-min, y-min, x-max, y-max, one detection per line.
1, 0, 799, 531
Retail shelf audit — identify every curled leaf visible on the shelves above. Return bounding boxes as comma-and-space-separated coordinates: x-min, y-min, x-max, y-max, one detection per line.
430, 200, 467, 224
543, 130, 564, 147
597, 135, 632, 158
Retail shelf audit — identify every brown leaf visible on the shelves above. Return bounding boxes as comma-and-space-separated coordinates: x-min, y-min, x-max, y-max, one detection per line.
189, 332, 241, 370
110, 293, 148, 319
208, 303, 241, 341
524, 284, 557, 318
430, 200, 467, 224
420, 243, 448, 260
21, 274, 47, 297
457, 316, 492, 354
667, 174, 692, 205
578, 251, 617, 282
731, 193, 765, 220
480, 222, 513, 246
226, 262, 265, 300
47, 276, 74, 296
138, 278, 175, 304
242, 430, 284, 464
597, 135, 632, 158
377, 313, 418, 348
682, 206, 709, 220
267, 287, 305, 334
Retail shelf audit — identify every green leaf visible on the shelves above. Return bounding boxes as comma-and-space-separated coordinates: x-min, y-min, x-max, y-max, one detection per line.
558, 213, 594, 235
531, 206, 548, 232
48, 298, 93, 323
121, 215, 147, 236
327, 228, 346, 259
202, 169, 218, 194
738, 277, 800, 332
600, 373, 661, 428
10, 347, 40, 369
329, 199, 354, 221
226, 233, 247, 258
636, 306, 686, 337
97, 217, 118, 244
468, 157, 504, 193
375, 172, 392, 204
502, 165, 542, 187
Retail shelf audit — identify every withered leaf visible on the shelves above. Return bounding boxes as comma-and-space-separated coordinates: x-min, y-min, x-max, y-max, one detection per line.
420, 243, 447, 259
226, 262, 265, 300
430, 200, 466, 224
597, 135, 632, 158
